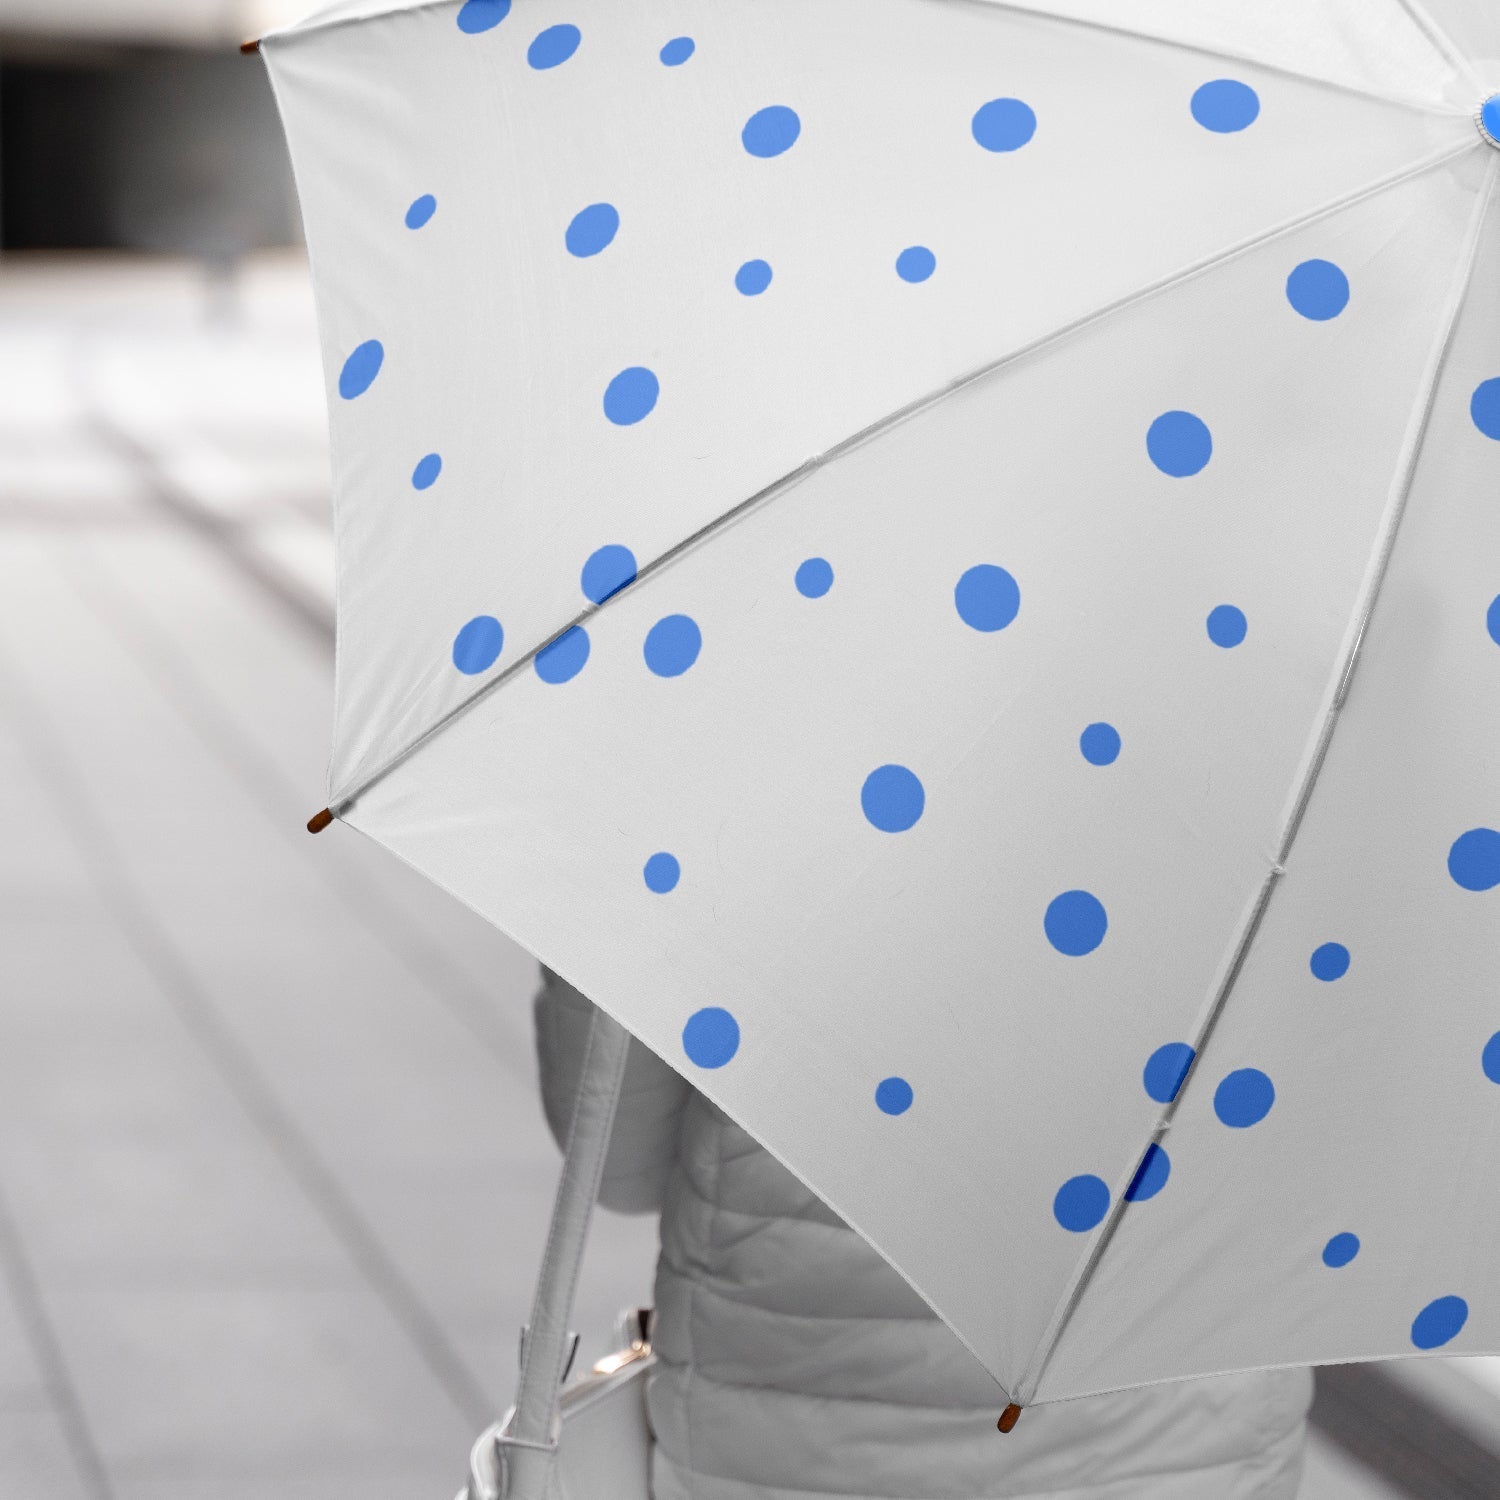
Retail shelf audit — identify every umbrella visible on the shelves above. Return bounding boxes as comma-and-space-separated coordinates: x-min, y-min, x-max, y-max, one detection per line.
258, 0, 1500, 1411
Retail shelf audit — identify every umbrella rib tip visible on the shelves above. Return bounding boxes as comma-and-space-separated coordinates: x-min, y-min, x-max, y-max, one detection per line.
239, 37, 261, 55
307, 807, 334, 835
997, 1403, 1022, 1434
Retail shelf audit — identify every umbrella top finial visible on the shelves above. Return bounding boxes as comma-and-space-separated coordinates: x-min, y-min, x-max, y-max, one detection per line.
1479, 94, 1500, 147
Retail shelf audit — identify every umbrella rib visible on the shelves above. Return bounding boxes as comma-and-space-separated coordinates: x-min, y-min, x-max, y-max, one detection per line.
1389, 0, 1485, 95
328, 133, 1478, 818
1011, 152, 1499, 1411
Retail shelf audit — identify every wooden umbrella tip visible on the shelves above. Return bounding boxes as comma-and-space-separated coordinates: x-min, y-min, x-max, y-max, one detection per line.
307, 807, 334, 835
240, 38, 261, 55
997, 1403, 1022, 1434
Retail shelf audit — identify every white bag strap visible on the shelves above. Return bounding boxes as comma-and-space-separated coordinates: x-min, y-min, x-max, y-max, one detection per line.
497, 1003, 632, 1500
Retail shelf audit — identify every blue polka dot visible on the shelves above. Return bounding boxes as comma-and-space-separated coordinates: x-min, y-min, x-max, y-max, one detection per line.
1080, 722, 1120, 766
338, 340, 384, 400
1482, 94, 1500, 146
972, 97, 1037, 152
861, 765, 925, 833
528, 23, 580, 68
1044, 891, 1107, 957
954, 564, 1020, 632
896, 246, 936, 283
456, 0, 509, 34
1213, 1068, 1275, 1128
1482, 1031, 1500, 1085
1123, 1143, 1170, 1203
604, 367, 659, 426
742, 105, 800, 158
660, 36, 694, 66
683, 1007, 739, 1068
566, 203, 619, 257
534, 625, 590, 684
1449, 828, 1500, 891
875, 1077, 914, 1115
1054, 1174, 1110, 1233
795, 558, 833, 598
1323, 1233, 1360, 1268
411, 453, 442, 490
1287, 259, 1349, 321
1207, 605, 1248, 649
1191, 79, 1260, 133
735, 259, 773, 296
405, 194, 436, 229
452, 615, 503, 675
1411, 1295, 1468, 1350
644, 852, 680, 894
581, 545, 637, 604
1472, 379, 1500, 440
1310, 942, 1350, 982
1147, 410, 1212, 476
1487, 595, 1500, 647
1143, 1042, 1195, 1105
643, 614, 701, 677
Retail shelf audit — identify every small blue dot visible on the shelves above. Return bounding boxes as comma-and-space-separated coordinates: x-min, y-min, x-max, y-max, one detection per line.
452, 615, 503, 675
1214, 1068, 1275, 1128
643, 615, 701, 677
581, 545, 637, 604
1411, 1295, 1468, 1350
456, 0, 509, 34
1147, 410, 1213, 476
1143, 1042, 1195, 1104
1482, 1031, 1500, 1085
795, 558, 833, 598
954, 564, 1020, 632
1080, 722, 1120, 766
660, 36, 695, 66
1191, 79, 1260, 133
566, 203, 619, 257
1487, 595, 1500, 646
1310, 942, 1350, 982
1472, 379, 1500, 440
1323, 1232, 1360, 1268
683, 1007, 739, 1068
1449, 828, 1500, 891
742, 105, 801, 158
1054, 1174, 1110, 1233
534, 625, 590, 684
1044, 891, 1107, 957
1123, 1143, 1170, 1203
861, 765, 925, 833
405, 194, 437, 229
1287, 259, 1350, 321
644, 852, 680, 894
972, 97, 1037, 152
338, 340, 384, 400
604, 367, 659, 426
1207, 605, 1248, 649
875, 1077, 914, 1115
411, 453, 442, 490
528, 23, 580, 68
896, 246, 936, 283
735, 259, 773, 296
1482, 94, 1500, 146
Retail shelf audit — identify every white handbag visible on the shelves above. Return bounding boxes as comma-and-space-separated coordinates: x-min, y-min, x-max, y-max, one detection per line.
458, 1007, 655, 1500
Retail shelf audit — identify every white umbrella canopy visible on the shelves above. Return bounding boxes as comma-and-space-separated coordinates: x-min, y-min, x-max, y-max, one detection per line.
261, 0, 1500, 1407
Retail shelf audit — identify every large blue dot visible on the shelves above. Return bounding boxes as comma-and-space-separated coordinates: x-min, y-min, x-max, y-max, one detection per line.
534, 625, 590, 684
581, 545, 637, 604
1044, 890, 1107, 957
1207, 605, 1248, 649
644, 852, 680, 894
735, 259, 773, 296
1213, 1068, 1275, 1128
1143, 1042, 1195, 1105
566, 203, 619, 257
1472, 379, 1500, 440
1487, 594, 1500, 647
528, 23, 580, 68
1080, 722, 1121, 766
456, 0, 509, 34
644, 614, 701, 677
405, 194, 437, 229
1323, 1232, 1361, 1268
1147, 410, 1213, 476
604, 367, 659, 425
660, 36, 695, 66
1482, 1031, 1500, 1085
861, 765, 925, 833
1449, 828, 1500, 891
683, 1007, 739, 1068
875, 1077, 914, 1115
452, 615, 503, 675
1310, 942, 1350, 982
411, 453, 442, 490
795, 558, 833, 598
896, 246, 936, 283
1287, 259, 1350, 321
1411, 1295, 1468, 1350
1054, 1175, 1110, 1233
1124, 1143, 1171, 1203
1191, 79, 1260, 133
954, 564, 1020, 632
338, 340, 384, 400
972, 97, 1037, 152
742, 105, 801, 158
